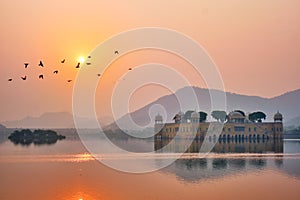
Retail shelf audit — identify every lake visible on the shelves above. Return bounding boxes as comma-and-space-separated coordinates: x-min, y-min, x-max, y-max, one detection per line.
0, 129, 300, 200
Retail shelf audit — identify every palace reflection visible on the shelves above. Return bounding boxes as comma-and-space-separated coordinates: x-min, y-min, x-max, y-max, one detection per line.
155, 138, 290, 183
155, 138, 283, 153
163, 157, 274, 183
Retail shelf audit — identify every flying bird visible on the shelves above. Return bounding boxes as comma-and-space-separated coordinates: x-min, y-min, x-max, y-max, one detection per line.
97, 73, 101, 77
114, 50, 119, 54
61, 59, 65, 63
39, 74, 44, 79
24, 63, 29, 68
53, 70, 58, 74
8, 78, 12, 81
87, 56, 91, 58
76, 62, 80, 68
128, 68, 132, 71
67, 80, 72, 82
38, 61, 44, 67
86, 62, 91, 65
21, 76, 26, 80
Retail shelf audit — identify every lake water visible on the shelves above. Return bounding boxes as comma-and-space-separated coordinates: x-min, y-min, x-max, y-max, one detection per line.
1, 130, 300, 200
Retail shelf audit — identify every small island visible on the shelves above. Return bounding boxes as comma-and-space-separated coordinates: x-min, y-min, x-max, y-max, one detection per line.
8, 129, 66, 145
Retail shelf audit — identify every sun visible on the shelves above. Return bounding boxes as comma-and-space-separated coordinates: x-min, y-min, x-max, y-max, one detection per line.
78, 56, 85, 63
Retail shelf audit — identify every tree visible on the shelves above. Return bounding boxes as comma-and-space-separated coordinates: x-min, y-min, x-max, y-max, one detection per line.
256, 111, 266, 122
173, 114, 181, 124
249, 111, 266, 122
211, 110, 227, 122
199, 111, 207, 122
248, 113, 255, 122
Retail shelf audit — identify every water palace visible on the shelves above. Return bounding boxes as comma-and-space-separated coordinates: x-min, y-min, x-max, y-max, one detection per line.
154, 111, 283, 141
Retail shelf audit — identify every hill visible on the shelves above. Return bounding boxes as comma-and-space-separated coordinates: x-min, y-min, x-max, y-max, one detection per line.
285, 116, 300, 128
1, 112, 112, 129
0, 124, 7, 130
2, 112, 74, 129
2, 87, 300, 129
110, 87, 300, 130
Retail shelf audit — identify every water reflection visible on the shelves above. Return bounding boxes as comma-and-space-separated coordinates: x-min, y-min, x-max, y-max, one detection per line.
155, 138, 284, 153
248, 158, 266, 168
164, 157, 279, 183
228, 158, 246, 169
0, 132, 299, 200
163, 154, 300, 184
155, 139, 300, 183
212, 158, 227, 169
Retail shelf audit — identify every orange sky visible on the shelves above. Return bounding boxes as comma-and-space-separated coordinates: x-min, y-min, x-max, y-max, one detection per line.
0, 0, 300, 121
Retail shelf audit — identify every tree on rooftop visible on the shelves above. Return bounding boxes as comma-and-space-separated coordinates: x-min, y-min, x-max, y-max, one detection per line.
211, 110, 227, 122
199, 111, 207, 122
249, 111, 266, 122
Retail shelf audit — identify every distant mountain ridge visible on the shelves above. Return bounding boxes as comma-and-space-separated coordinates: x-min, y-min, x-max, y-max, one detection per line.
0, 124, 7, 130
2, 112, 74, 129
2, 112, 113, 129
286, 116, 300, 128
110, 87, 300, 130
2, 87, 300, 129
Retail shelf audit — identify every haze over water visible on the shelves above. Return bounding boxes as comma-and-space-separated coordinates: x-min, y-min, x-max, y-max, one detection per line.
1, 132, 300, 200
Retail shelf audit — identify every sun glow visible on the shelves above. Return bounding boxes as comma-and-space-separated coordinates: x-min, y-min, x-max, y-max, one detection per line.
78, 56, 85, 63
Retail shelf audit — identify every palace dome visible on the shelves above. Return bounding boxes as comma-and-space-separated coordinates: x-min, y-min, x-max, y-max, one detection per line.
191, 111, 200, 119
274, 111, 283, 121
228, 111, 245, 119
155, 114, 163, 121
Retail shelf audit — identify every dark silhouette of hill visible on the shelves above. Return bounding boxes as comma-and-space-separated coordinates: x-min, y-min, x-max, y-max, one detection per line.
108, 87, 300, 130
1, 112, 112, 129
2, 112, 74, 129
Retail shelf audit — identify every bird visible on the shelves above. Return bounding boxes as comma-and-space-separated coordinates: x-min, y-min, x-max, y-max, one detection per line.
38, 61, 44, 67
8, 78, 12, 81
53, 70, 58, 74
24, 63, 29, 68
86, 62, 91, 65
97, 73, 101, 77
76, 62, 80, 68
87, 56, 91, 58
128, 68, 132, 71
39, 74, 44, 79
114, 50, 119, 54
67, 80, 72, 82
21, 76, 26, 80
61, 59, 65, 63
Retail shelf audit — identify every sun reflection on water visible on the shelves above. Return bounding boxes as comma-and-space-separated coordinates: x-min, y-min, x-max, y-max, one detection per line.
67, 190, 104, 200
73, 153, 94, 162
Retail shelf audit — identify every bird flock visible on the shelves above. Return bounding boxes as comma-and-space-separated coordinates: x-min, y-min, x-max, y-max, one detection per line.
7, 50, 133, 82
7, 58, 80, 82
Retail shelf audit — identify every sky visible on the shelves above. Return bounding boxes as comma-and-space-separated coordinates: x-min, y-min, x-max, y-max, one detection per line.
0, 0, 300, 122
